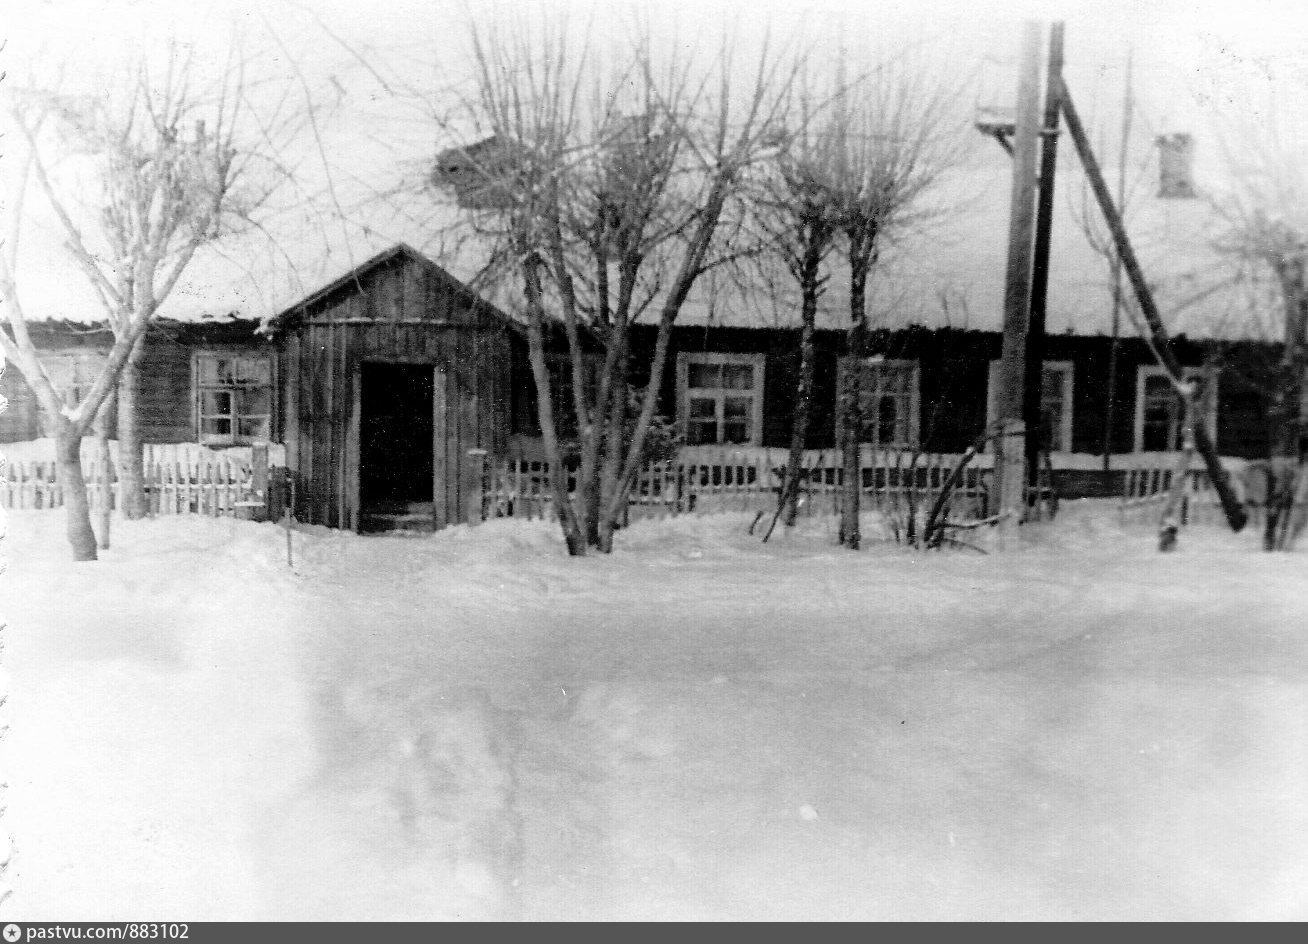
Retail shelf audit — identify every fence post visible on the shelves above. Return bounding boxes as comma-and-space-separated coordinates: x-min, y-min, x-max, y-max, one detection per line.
285, 474, 297, 569
250, 445, 270, 522
466, 449, 488, 526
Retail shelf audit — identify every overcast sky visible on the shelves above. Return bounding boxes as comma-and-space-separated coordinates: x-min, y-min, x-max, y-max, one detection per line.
2, 0, 1306, 328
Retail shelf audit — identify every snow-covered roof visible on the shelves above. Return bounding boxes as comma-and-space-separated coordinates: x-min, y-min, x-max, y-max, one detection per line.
664, 151, 1275, 341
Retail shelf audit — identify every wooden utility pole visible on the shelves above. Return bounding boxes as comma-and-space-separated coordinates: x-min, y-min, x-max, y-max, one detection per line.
995, 20, 1043, 538
1025, 22, 1064, 498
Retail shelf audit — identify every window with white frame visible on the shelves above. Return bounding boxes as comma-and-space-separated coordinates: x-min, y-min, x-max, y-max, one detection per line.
195, 353, 273, 445
677, 352, 765, 446
986, 360, 1075, 452
1135, 364, 1217, 452
836, 357, 921, 447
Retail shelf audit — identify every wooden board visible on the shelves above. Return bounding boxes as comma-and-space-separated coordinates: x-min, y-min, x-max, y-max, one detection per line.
432, 366, 448, 530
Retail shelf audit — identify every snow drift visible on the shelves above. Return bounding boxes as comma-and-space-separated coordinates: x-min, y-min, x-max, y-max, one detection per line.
0, 502, 1304, 920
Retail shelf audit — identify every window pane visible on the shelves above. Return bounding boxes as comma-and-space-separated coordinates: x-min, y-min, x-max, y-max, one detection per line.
1040, 404, 1063, 450
1143, 398, 1173, 425
197, 354, 273, 443
1143, 419, 1173, 451
722, 396, 752, 444
238, 387, 271, 415
201, 391, 233, 417
688, 397, 716, 420
723, 396, 750, 420
199, 357, 236, 385
1142, 376, 1178, 450
1144, 374, 1172, 406
878, 397, 899, 442
687, 362, 722, 389
686, 419, 717, 445
722, 421, 749, 444
1041, 368, 1064, 403
1037, 369, 1067, 450
857, 394, 902, 443
201, 417, 232, 438
237, 358, 272, 385
722, 363, 754, 390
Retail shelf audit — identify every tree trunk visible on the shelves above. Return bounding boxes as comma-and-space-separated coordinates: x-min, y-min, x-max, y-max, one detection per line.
580, 337, 619, 551
595, 333, 632, 555
522, 258, 585, 556
56, 421, 99, 562
594, 410, 623, 555
839, 239, 872, 549
838, 332, 865, 549
584, 472, 603, 548
603, 180, 733, 536
779, 352, 812, 527
572, 356, 597, 551
593, 418, 623, 554
116, 334, 147, 519
780, 289, 818, 528
93, 402, 114, 550
575, 415, 597, 550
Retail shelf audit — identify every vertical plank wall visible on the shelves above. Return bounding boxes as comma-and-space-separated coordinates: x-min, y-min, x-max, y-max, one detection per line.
284, 249, 511, 530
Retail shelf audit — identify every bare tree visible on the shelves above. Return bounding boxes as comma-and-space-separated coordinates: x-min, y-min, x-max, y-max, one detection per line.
1, 47, 301, 560
435, 19, 799, 555
746, 74, 846, 529
830, 62, 959, 549
1214, 137, 1308, 548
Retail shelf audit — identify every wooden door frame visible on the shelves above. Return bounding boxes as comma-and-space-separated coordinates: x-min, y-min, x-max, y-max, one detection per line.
346, 358, 448, 531
433, 364, 448, 529
346, 363, 361, 532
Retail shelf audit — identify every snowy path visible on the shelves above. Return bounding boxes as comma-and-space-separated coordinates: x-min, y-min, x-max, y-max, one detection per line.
2, 506, 1305, 920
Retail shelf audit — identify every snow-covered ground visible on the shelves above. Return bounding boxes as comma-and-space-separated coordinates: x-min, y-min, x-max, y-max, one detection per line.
0, 500, 1305, 921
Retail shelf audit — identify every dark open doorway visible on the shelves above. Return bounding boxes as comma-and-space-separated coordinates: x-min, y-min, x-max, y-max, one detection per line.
359, 362, 434, 513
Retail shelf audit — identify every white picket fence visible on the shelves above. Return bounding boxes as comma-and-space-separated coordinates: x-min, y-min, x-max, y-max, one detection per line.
14, 438, 1260, 532
1119, 460, 1266, 528
0, 443, 266, 517
489, 447, 995, 525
